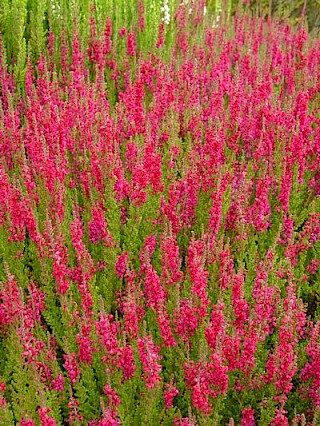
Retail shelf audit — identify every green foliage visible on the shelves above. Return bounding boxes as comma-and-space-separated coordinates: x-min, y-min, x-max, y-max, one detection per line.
74, 365, 102, 421
230, 0, 320, 32
3, 334, 38, 424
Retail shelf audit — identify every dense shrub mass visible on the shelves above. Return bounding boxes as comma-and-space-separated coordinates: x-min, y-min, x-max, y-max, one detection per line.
0, 1, 320, 425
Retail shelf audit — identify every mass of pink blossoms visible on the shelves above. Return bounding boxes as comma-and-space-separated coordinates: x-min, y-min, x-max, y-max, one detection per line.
0, 3, 320, 425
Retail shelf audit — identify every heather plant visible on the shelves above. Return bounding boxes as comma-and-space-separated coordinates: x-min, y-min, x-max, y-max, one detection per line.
1, 1, 320, 425
1, 0, 319, 89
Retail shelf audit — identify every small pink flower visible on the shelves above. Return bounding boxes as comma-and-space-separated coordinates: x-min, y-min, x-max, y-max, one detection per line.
241, 408, 255, 426
164, 383, 179, 409
138, 335, 162, 389
20, 420, 36, 426
103, 385, 121, 406
63, 353, 80, 384
270, 409, 288, 426
52, 374, 64, 392
127, 32, 137, 57
115, 252, 129, 278
38, 407, 57, 426
307, 259, 319, 274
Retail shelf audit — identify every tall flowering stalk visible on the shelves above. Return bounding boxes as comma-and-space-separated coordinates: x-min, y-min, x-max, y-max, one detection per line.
263, 284, 306, 403
138, 335, 162, 389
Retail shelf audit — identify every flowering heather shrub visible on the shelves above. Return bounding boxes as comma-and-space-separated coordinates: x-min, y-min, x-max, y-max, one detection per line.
0, 2, 320, 425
